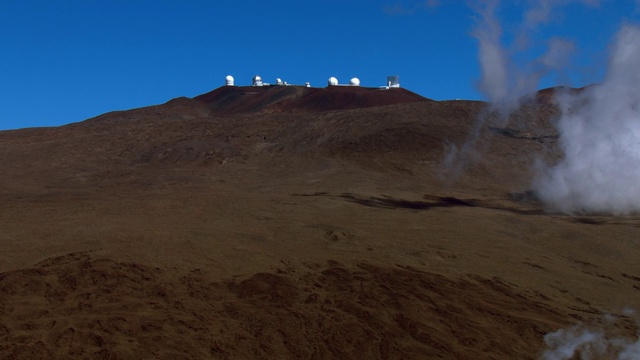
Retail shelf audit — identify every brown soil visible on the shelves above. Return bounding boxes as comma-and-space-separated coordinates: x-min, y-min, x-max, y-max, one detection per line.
0, 85, 638, 359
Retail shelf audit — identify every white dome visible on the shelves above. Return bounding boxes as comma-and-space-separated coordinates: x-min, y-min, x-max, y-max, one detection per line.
276, 78, 283, 85
252, 75, 263, 86
350, 77, 360, 86
225, 75, 234, 86
328, 77, 338, 86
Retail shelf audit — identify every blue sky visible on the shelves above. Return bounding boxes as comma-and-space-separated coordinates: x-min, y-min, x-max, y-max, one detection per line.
0, 0, 638, 130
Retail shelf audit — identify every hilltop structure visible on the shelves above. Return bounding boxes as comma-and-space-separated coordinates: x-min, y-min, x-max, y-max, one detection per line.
224, 75, 400, 89
199, 77, 424, 115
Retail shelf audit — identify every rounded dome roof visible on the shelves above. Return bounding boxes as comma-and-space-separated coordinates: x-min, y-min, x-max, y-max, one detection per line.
350, 77, 360, 86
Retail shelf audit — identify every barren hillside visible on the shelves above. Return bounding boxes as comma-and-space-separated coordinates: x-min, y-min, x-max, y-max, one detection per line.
0, 85, 637, 359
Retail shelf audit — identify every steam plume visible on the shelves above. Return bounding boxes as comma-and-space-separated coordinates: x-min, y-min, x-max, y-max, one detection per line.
533, 24, 640, 214
442, 1, 584, 180
473, 0, 589, 114
542, 320, 640, 359
464, 1, 640, 215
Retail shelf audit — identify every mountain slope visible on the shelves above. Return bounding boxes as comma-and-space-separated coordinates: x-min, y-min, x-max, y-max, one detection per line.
0, 86, 637, 359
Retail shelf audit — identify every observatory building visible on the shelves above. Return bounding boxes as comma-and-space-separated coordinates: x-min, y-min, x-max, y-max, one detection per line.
387, 75, 400, 88
223, 74, 399, 89
252, 75, 264, 86
326, 77, 361, 87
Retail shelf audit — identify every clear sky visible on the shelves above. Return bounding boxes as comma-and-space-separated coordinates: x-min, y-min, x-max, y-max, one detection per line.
0, 0, 638, 130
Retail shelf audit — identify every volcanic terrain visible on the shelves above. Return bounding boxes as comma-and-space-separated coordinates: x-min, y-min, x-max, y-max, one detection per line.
0, 84, 638, 359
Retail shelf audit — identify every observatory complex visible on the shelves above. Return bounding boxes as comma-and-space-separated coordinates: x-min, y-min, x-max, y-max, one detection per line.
197, 73, 420, 115
223, 75, 400, 89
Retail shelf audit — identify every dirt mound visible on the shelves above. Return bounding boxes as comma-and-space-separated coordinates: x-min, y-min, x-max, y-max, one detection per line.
193, 85, 430, 114
0, 253, 568, 359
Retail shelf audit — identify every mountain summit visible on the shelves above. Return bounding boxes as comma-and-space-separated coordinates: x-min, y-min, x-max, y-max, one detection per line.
193, 85, 430, 114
